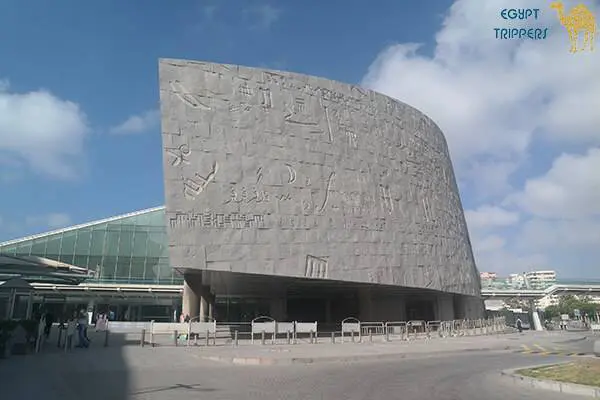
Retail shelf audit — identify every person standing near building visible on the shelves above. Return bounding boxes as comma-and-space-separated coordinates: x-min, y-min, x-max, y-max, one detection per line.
516, 318, 523, 333
76, 311, 89, 348
65, 314, 76, 351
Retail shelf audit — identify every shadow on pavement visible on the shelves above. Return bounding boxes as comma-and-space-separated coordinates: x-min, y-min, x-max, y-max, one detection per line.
0, 329, 130, 400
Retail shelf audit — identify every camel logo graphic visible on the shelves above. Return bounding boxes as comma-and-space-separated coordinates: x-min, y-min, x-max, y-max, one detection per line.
550, 2, 597, 53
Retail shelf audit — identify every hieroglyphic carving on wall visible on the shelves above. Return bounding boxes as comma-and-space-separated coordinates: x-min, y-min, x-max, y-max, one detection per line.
159, 59, 481, 297
165, 144, 191, 166
170, 212, 265, 229
182, 162, 218, 200
305, 255, 328, 279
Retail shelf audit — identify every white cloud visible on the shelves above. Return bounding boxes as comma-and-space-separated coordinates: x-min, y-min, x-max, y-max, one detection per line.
363, 0, 600, 181
244, 5, 281, 30
0, 80, 90, 179
26, 213, 72, 229
362, 0, 600, 278
465, 205, 520, 231
507, 148, 600, 219
519, 218, 600, 251
109, 109, 160, 135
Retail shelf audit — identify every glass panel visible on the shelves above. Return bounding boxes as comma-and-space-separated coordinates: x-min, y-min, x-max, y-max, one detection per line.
145, 257, 159, 283
59, 231, 76, 264
132, 231, 148, 257
73, 255, 90, 268
87, 255, 103, 277
100, 256, 117, 281
100, 228, 119, 281
130, 230, 148, 282
157, 260, 173, 284
0, 245, 17, 255
118, 229, 134, 257
115, 256, 131, 281
12, 294, 30, 319
90, 225, 107, 256
15, 241, 32, 256
30, 238, 47, 256
105, 228, 120, 255
130, 257, 146, 281
75, 228, 92, 254
146, 231, 165, 258
44, 236, 61, 260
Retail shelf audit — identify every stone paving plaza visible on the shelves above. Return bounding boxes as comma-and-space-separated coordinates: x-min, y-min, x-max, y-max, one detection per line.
1, 330, 596, 399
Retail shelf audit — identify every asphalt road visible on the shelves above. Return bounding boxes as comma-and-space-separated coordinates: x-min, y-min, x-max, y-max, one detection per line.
122, 352, 584, 400
2, 333, 596, 400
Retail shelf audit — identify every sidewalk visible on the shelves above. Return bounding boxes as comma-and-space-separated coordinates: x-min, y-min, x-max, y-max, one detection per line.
142, 331, 588, 365
0, 330, 588, 372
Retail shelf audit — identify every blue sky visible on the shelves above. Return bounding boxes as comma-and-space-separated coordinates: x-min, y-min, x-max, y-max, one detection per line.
1, 0, 599, 278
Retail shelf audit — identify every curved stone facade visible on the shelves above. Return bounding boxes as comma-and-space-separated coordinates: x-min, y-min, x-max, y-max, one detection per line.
159, 59, 481, 297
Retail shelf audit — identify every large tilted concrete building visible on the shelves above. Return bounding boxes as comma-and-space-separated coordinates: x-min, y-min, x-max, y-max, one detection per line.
159, 59, 483, 323
0, 59, 483, 323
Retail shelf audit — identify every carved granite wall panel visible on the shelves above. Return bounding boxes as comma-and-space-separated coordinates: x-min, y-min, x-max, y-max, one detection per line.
159, 58, 481, 297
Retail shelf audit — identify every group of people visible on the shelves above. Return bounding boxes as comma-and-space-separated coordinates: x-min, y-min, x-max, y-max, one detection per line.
39, 310, 92, 349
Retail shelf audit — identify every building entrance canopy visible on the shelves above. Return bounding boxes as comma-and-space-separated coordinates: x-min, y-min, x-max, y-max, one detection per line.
0, 254, 91, 285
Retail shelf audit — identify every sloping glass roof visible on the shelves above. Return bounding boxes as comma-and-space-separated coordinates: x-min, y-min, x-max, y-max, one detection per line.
0, 206, 180, 286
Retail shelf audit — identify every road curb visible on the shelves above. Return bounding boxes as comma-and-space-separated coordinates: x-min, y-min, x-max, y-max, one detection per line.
500, 364, 600, 398
201, 347, 509, 366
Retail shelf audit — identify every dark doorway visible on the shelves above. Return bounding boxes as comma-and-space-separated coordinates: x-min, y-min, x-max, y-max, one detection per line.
405, 300, 435, 321
287, 298, 326, 322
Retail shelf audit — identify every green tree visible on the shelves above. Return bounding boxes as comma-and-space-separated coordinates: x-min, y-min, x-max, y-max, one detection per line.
556, 295, 599, 318
544, 305, 560, 320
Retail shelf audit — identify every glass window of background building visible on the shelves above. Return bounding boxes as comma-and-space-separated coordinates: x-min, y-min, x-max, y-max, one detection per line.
0, 208, 181, 285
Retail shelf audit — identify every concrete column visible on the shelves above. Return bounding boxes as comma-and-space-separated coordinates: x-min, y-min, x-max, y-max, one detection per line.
198, 286, 209, 322
358, 288, 373, 321
208, 294, 215, 321
436, 294, 454, 321
182, 275, 200, 320
269, 297, 287, 321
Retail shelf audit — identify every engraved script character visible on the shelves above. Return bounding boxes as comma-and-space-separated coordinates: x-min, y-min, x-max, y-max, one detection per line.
166, 144, 191, 166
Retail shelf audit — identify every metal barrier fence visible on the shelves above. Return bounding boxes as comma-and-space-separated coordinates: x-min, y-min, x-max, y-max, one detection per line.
128, 316, 508, 347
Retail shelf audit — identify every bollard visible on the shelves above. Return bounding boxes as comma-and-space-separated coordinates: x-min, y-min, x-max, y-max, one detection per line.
369, 330, 373, 342
104, 330, 109, 347
174, 330, 178, 347
331, 331, 335, 344
261, 331, 266, 345
309, 331, 314, 344
272, 332, 276, 345
234, 330, 239, 347
351, 330, 355, 342
141, 329, 146, 347
205, 330, 210, 346
286, 330, 291, 345
213, 330, 217, 346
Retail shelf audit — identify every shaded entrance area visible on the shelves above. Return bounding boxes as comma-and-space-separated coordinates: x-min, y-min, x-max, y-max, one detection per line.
182, 270, 484, 324
0, 254, 90, 320
406, 299, 435, 322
